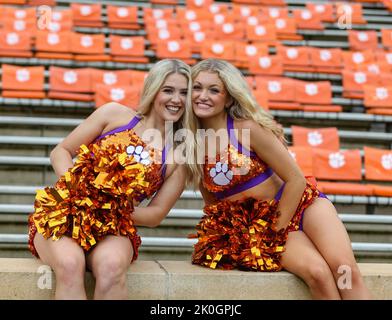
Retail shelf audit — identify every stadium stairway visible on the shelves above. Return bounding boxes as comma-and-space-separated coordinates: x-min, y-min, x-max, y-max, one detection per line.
0, 0, 392, 299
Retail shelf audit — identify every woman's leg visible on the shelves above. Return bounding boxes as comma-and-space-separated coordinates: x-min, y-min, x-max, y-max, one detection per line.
302, 197, 372, 299
86, 235, 133, 300
34, 233, 87, 300
281, 230, 341, 299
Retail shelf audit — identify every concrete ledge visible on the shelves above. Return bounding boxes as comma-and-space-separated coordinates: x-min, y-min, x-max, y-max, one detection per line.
0, 258, 392, 299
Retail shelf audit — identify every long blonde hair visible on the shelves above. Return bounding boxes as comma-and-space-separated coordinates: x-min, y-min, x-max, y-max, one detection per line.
137, 59, 197, 186
189, 58, 286, 185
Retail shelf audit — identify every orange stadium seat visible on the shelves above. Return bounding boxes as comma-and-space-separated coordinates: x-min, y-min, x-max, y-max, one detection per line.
295, 81, 332, 105
36, 9, 73, 33
288, 146, 314, 176
309, 48, 343, 74
71, 3, 103, 28
381, 29, 392, 49
205, 3, 230, 15
156, 40, 195, 63
291, 126, 340, 151
201, 40, 235, 61
106, 5, 140, 30
342, 70, 379, 99
176, 7, 212, 22
317, 181, 373, 196
251, 89, 269, 111
313, 149, 363, 181
248, 55, 283, 76
364, 146, 392, 181
231, 4, 260, 19
90, 69, 133, 91
363, 85, 392, 108
273, 17, 300, 41
109, 35, 148, 63
368, 184, 392, 197
255, 76, 296, 102
48, 66, 93, 101
0, 31, 32, 57
246, 23, 277, 45
277, 46, 312, 72
342, 50, 376, 70
210, 22, 245, 41
143, 7, 174, 21
292, 9, 324, 30
306, 3, 335, 23
35, 31, 73, 60
146, 25, 183, 48
348, 30, 379, 51
234, 42, 268, 68
70, 33, 109, 61
1, 64, 45, 99
94, 84, 140, 110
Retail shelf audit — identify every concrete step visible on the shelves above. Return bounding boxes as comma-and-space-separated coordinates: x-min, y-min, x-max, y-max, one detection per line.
0, 258, 391, 299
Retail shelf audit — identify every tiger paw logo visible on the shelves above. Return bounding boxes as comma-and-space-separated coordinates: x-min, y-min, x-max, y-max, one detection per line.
209, 162, 233, 186
126, 145, 151, 166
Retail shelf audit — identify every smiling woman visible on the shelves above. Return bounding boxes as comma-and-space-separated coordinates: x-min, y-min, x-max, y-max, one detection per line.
27, 59, 195, 300
188, 58, 371, 300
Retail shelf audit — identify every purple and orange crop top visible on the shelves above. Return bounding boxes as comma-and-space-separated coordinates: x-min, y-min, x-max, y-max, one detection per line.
202, 114, 274, 200
95, 114, 168, 202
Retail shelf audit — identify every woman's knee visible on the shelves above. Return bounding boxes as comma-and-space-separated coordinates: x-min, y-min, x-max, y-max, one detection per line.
53, 253, 86, 285
93, 255, 129, 287
304, 260, 335, 289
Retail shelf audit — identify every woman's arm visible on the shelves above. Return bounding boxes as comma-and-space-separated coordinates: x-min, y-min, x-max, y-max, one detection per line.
50, 102, 130, 178
131, 163, 186, 227
242, 120, 307, 230
199, 180, 216, 205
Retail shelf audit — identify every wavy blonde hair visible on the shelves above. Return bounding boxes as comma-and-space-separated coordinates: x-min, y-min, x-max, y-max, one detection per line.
189, 58, 286, 186
137, 59, 197, 186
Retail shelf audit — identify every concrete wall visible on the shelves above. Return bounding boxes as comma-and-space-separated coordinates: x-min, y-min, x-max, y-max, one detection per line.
0, 258, 391, 300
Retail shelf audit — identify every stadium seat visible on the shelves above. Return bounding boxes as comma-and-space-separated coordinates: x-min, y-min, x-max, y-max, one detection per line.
292, 9, 324, 30
233, 41, 268, 68
295, 80, 332, 105
1, 64, 45, 99
291, 125, 340, 151
109, 35, 148, 63
106, 5, 140, 30
313, 148, 363, 181
288, 146, 314, 176
364, 146, 392, 181
363, 85, 392, 108
306, 3, 335, 23
0, 31, 32, 57
71, 3, 103, 28
48, 66, 93, 101
156, 40, 194, 63
348, 30, 379, 51
35, 31, 74, 60
248, 55, 283, 76
94, 84, 140, 110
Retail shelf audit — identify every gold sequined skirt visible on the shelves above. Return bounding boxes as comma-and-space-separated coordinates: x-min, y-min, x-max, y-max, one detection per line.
191, 182, 320, 272
28, 143, 150, 260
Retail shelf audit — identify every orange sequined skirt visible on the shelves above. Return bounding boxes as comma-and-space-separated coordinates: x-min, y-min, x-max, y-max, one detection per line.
28, 215, 141, 262
191, 182, 320, 272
